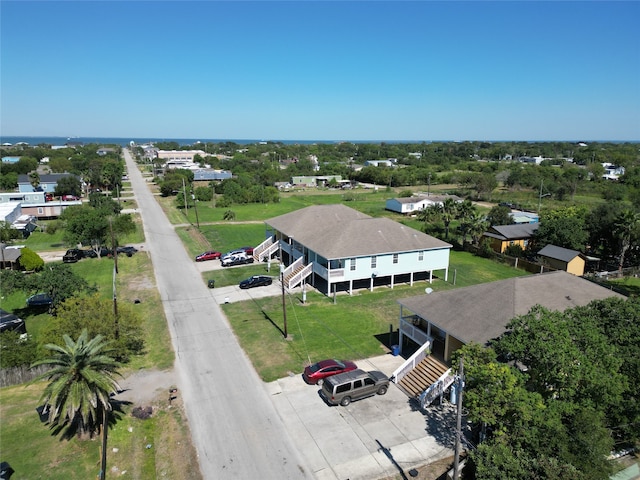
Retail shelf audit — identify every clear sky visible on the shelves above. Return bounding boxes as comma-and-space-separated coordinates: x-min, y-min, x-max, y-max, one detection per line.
1, 1, 639, 141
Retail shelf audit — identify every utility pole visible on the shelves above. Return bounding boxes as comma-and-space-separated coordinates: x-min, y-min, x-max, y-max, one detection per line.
182, 178, 188, 217
538, 179, 544, 213
453, 356, 465, 480
109, 218, 118, 275
192, 190, 200, 228
279, 243, 288, 339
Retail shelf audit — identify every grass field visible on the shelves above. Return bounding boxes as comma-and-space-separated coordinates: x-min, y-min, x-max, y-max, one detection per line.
224, 248, 527, 382
0, 251, 180, 479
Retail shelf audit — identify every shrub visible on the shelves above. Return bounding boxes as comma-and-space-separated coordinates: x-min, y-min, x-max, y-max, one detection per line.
17, 247, 44, 272
0, 331, 38, 368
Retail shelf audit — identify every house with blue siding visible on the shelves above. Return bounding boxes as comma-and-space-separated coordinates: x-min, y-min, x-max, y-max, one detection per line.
17, 173, 80, 194
254, 204, 451, 296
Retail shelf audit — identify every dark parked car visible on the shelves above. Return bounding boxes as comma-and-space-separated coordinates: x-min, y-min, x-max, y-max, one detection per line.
221, 254, 254, 267
63, 249, 82, 263
239, 275, 273, 289
26, 293, 53, 307
303, 359, 358, 385
0, 309, 26, 334
196, 251, 222, 262
117, 246, 138, 257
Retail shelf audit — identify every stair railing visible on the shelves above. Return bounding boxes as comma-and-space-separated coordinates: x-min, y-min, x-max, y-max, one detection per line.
390, 340, 432, 384
418, 369, 455, 409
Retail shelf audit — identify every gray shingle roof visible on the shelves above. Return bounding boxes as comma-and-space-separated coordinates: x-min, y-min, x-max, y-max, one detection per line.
266, 204, 451, 259
538, 244, 582, 263
487, 223, 539, 240
398, 271, 625, 346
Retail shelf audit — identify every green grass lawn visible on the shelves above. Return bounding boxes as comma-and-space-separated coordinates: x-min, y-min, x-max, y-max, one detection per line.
224, 249, 528, 382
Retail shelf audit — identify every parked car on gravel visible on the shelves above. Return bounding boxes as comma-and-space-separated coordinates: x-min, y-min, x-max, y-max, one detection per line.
239, 275, 273, 289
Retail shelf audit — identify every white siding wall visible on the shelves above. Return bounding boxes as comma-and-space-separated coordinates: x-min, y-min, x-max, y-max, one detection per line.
340, 248, 450, 281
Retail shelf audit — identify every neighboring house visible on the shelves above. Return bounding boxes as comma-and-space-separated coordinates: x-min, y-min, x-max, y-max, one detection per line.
482, 223, 539, 253
17, 173, 79, 194
290, 175, 342, 188
537, 244, 586, 276
364, 160, 394, 167
256, 204, 452, 296
0, 192, 46, 204
156, 150, 206, 163
193, 169, 232, 181
602, 162, 625, 181
96, 147, 116, 156
20, 200, 81, 219
385, 194, 462, 215
1, 156, 21, 163
510, 210, 539, 224
396, 271, 626, 363
519, 155, 545, 164
0, 243, 22, 269
11, 215, 38, 237
0, 202, 22, 225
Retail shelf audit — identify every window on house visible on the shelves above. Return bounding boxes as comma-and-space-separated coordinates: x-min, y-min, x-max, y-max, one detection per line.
418, 251, 424, 261
350, 258, 356, 271
393, 253, 398, 264
371, 256, 377, 268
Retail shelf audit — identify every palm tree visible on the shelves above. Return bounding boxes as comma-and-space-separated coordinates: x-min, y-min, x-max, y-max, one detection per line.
440, 198, 459, 240
456, 200, 477, 244
30, 330, 121, 480
613, 209, 640, 272
466, 211, 490, 246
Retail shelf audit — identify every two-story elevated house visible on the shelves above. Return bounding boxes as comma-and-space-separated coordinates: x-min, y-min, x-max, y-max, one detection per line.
391, 271, 626, 408
253, 204, 452, 296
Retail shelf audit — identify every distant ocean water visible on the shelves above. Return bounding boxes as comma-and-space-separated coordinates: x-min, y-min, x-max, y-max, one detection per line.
1, 136, 635, 147
0, 136, 422, 147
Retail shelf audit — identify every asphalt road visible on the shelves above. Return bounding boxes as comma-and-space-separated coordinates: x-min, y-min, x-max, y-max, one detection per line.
122, 149, 312, 479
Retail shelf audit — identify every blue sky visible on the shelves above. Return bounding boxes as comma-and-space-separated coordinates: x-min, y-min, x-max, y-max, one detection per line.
1, 1, 639, 141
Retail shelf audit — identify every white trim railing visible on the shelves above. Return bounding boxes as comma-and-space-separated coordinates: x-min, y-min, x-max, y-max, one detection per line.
287, 263, 313, 289
254, 237, 276, 262
390, 339, 432, 384
399, 317, 431, 346
418, 369, 455, 409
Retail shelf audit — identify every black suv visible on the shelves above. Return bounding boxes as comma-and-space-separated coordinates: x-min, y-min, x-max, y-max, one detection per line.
63, 249, 82, 263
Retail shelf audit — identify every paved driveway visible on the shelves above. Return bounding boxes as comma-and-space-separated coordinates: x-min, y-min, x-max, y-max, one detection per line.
268, 354, 457, 480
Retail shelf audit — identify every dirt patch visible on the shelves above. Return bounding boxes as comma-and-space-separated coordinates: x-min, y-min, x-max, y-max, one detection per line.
128, 273, 155, 291
115, 368, 178, 406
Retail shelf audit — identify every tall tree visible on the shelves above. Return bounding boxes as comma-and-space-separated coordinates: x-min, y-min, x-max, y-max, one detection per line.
30, 331, 121, 479
486, 205, 514, 226
613, 209, 640, 271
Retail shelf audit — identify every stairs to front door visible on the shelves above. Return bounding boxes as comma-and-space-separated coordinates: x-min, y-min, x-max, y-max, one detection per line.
397, 355, 449, 398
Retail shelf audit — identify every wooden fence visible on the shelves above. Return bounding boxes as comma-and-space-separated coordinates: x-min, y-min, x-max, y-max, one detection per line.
0, 364, 49, 387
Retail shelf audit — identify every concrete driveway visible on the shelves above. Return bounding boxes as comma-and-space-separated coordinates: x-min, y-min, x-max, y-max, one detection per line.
268, 354, 457, 480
